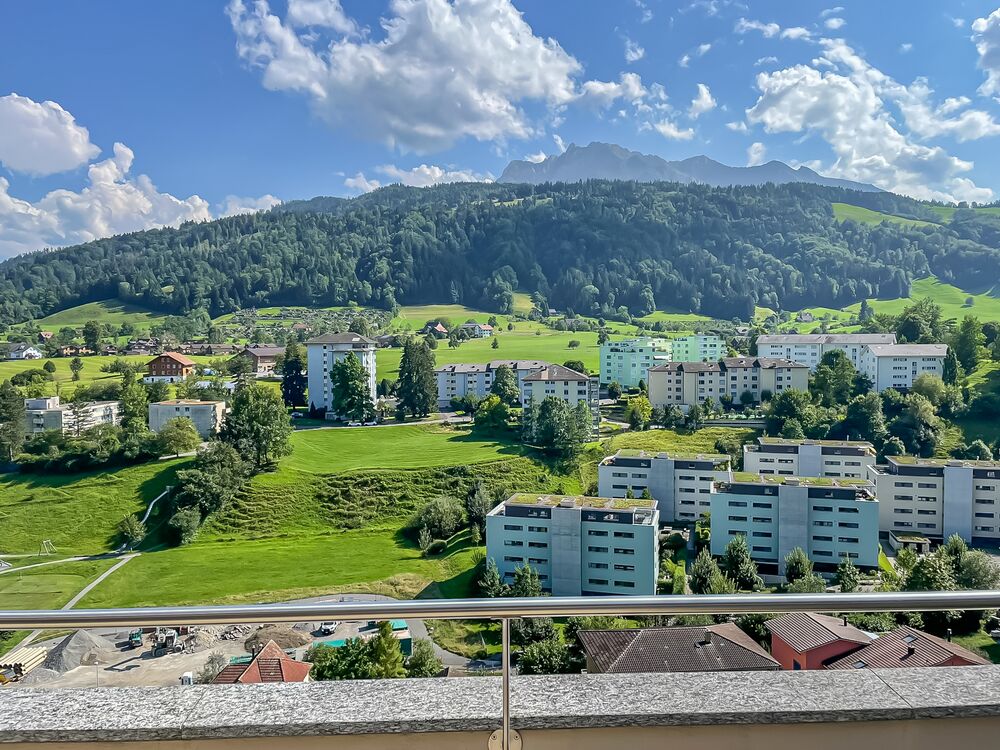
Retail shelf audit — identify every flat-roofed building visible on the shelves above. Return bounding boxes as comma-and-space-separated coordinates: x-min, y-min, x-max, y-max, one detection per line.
23, 396, 120, 436
670, 334, 724, 362
744, 437, 876, 479
599, 337, 671, 388
756, 334, 897, 371
148, 400, 224, 438
868, 456, 1000, 543
710, 474, 880, 573
305, 334, 377, 416
485, 493, 659, 597
860, 344, 947, 392
597, 449, 731, 523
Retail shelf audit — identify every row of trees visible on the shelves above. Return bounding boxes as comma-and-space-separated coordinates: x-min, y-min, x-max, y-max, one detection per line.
307, 622, 443, 680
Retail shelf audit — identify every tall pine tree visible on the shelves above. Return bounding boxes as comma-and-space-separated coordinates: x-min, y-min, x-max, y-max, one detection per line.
396, 338, 437, 417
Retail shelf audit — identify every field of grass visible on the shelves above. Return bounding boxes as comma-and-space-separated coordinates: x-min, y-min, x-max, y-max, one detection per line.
927, 206, 1000, 222
0, 459, 189, 555
377, 321, 601, 379
952, 631, 1000, 664
285, 424, 523, 473
0, 558, 119, 610
832, 203, 938, 228
29, 299, 168, 330
634, 310, 716, 326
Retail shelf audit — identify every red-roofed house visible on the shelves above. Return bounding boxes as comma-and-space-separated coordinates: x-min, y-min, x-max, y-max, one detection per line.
825, 626, 990, 671
144, 352, 196, 383
765, 612, 872, 670
212, 640, 312, 684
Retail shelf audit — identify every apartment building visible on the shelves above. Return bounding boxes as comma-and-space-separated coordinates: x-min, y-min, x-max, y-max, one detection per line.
306, 333, 377, 416
521, 364, 601, 435
868, 456, 1000, 543
647, 357, 807, 410
859, 344, 947, 392
743, 438, 877, 479
670, 334, 724, 362
597, 449, 731, 523
756, 334, 897, 371
23, 396, 120, 436
148, 400, 225, 437
599, 337, 671, 388
485, 493, 659, 596
710, 475, 880, 573
434, 359, 548, 407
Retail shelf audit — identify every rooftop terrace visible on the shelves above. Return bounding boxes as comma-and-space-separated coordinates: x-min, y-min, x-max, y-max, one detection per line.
505, 493, 656, 511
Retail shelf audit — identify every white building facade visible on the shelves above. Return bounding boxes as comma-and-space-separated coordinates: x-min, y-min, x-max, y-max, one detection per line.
521, 364, 601, 435
435, 360, 548, 407
148, 400, 225, 438
670, 334, 725, 362
756, 334, 897, 371
306, 334, 378, 416
23, 396, 120, 436
599, 337, 671, 388
485, 494, 659, 596
647, 357, 807, 410
710, 476, 881, 573
743, 438, 877, 479
597, 449, 732, 523
868, 457, 1000, 544
859, 344, 947, 392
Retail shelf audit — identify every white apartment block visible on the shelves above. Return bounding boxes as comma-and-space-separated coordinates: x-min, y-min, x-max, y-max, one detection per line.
868, 456, 1000, 543
647, 357, 808, 410
521, 364, 601, 435
710, 475, 880, 573
23, 396, 120, 436
148, 400, 225, 438
600, 337, 671, 388
670, 334, 725, 362
485, 493, 659, 596
743, 438, 876, 479
597, 449, 732, 523
435, 360, 548, 407
306, 334, 378, 416
860, 344, 947, 392
756, 334, 897, 371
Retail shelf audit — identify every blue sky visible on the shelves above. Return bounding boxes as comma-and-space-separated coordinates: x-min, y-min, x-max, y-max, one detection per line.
2, 0, 1000, 257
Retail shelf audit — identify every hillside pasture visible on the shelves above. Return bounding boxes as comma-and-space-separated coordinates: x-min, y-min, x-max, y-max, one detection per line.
832, 203, 938, 228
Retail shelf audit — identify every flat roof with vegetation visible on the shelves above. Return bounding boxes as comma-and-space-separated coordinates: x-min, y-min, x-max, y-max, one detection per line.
728, 473, 874, 489
888, 455, 1000, 468
610, 449, 730, 461
757, 437, 875, 448
506, 493, 655, 511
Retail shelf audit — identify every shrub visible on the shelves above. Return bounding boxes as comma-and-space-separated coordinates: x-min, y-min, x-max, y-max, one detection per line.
169, 506, 202, 545
425, 539, 447, 555
410, 496, 465, 539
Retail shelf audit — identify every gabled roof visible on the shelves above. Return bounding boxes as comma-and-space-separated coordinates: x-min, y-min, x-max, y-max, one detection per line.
578, 624, 779, 674
212, 640, 311, 684
239, 346, 285, 358
765, 612, 872, 653
757, 334, 897, 345
825, 626, 990, 670
306, 333, 377, 346
150, 351, 195, 366
522, 364, 589, 382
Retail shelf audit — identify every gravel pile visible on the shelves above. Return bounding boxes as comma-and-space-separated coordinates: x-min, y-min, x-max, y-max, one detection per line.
18, 667, 60, 686
42, 631, 116, 673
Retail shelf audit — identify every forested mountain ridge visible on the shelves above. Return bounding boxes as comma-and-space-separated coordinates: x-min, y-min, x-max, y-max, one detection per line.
2, 179, 999, 326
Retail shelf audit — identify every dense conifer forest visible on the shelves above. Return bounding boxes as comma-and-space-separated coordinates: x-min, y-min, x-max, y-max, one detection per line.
2, 179, 998, 326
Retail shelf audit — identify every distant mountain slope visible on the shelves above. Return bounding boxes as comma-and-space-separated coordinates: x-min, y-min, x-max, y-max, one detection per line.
499, 142, 882, 192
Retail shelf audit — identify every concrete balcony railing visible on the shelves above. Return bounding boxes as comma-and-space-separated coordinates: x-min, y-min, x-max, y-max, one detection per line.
4, 592, 1000, 749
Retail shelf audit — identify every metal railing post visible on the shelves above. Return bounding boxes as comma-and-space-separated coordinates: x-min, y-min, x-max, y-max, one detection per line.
489, 617, 520, 750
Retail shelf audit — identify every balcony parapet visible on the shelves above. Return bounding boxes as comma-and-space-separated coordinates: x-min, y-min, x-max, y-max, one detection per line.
5, 666, 1000, 744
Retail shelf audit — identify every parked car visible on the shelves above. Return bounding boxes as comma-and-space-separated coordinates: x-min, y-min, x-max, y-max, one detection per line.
347, 421, 362, 427
319, 622, 339, 636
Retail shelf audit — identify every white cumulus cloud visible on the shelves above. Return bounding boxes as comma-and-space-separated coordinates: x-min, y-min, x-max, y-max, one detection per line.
0, 93, 101, 176
688, 83, 717, 118
653, 119, 695, 140
285, 0, 358, 35
899, 42, 913, 53
218, 194, 282, 216
745, 38, 998, 201
824, 17, 846, 30
735, 18, 780, 38
781, 27, 812, 40
746, 141, 767, 166
973, 9, 1000, 98
625, 38, 645, 63
726, 121, 748, 132
227, 0, 656, 152
345, 163, 493, 193
0, 142, 212, 258
524, 151, 547, 163
678, 54, 691, 67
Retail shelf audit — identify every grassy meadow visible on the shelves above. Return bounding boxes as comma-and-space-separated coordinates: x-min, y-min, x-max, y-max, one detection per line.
831, 202, 937, 229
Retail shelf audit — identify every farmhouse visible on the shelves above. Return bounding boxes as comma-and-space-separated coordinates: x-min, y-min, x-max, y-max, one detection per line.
8, 344, 42, 360
144, 352, 196, 383
230, 345, 285, 376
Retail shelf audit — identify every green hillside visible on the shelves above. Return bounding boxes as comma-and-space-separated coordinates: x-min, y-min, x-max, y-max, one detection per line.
33, 299, 167, 329
832, 202, 938, 228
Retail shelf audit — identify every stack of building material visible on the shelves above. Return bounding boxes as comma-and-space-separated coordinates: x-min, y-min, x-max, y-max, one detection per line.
0, 646, 47, 681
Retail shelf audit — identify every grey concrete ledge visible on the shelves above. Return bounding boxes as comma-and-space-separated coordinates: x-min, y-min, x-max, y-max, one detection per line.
4, 665, 1000, 743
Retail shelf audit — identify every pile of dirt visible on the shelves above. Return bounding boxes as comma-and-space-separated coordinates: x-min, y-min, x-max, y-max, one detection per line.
42, 630, 116, 673
244, 625, 312, 652
183, 630, 219, 653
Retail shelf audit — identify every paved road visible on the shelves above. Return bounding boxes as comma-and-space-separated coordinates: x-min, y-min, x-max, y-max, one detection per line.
18, 554, 140, 648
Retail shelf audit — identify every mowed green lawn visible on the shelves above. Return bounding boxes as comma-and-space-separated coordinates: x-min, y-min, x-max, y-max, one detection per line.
0, 459, 189, 555
832, 202, 938, 228
285, 424, 522, 473
78, 532, 478, 608
376, 322, 602, 379
31, 299, 168, 329
0, 558, 119, 610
